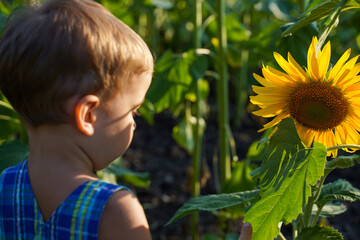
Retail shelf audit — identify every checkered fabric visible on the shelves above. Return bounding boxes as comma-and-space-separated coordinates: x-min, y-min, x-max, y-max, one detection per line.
0, 161, 129, 239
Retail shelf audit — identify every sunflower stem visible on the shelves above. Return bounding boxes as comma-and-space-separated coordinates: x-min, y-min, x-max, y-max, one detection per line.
311, 205, 324, 226
303, 175, 326, 227
191, 0, 203, 239
327, 144, 360, 151
216, 0, 231, 189
316, 0, 343, 53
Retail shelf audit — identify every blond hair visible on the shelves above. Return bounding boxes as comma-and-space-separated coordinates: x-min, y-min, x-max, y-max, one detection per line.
0, 0, 153, 126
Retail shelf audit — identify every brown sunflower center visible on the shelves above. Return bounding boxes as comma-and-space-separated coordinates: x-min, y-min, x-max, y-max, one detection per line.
289, 82, 349, 131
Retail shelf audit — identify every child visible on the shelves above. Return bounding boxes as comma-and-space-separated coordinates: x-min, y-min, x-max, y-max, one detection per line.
0, 0, 252, 239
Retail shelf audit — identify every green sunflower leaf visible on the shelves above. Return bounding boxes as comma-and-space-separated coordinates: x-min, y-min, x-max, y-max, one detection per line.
282, 0, 339, 37
257, 118, 305, 195
316, 179, 360, 207
325, 155, 360, 175
243, 118, 327, 240
312, 202, 347, 217
295, 226, 344, 240
166, 190, 259, 225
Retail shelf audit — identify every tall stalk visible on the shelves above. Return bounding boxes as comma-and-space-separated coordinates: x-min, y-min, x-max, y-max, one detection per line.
216, 0, 231, 189
191, 0, 203, 239
234, 49, 249, 128
234, 12, 251, 128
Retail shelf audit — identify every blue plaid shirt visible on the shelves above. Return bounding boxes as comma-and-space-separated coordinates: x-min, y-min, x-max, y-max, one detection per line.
0, 161, 128, 239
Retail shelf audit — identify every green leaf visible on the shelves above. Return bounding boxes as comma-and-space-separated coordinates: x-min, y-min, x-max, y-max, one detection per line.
325, 155, 360, 175
148, 49, 208, 113
0, 99, 23, 140
0, 140, 28, 173
296, 226, 344, 240
257, 118, 305, 195
246, 128, 272, 162
343, 0, 360, 10
282, 0, 339, 37
312, 202, 347, 217
243, 118, 327, 240
138, 99, 155, 125
0, 2, 11, 16
222, 160, 256, 193
203, 234, 220, 240
172, 117, 195, 154
101, 158, 150, 189
277, 24, 318, 67
166, 190, 259, 225
188, 50, 209, 80
147, 0, 174, 9
172, 112, 206, 154
316, 179, 360, 207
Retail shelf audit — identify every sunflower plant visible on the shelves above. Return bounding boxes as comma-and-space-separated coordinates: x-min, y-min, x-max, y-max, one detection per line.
168, 37, 360, 240
243, 36, 360, 240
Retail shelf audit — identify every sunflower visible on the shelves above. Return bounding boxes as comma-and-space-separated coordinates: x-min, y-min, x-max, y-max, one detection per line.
250, 36, 360, 157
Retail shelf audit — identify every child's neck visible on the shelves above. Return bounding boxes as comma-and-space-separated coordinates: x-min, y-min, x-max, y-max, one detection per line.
26, 123, 98, 221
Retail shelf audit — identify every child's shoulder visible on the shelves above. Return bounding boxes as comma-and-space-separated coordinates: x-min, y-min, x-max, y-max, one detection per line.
98, 189, 152, 240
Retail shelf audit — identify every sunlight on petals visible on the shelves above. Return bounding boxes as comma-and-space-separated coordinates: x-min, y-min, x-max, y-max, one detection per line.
317, 41, 331, 81
333, 55, 360, 86
259, 112, 290, 132
328, 49, 351, 81
253, 73, 274, 87
307, 37, 320, 81
274, 52, 302, 81
287, 53, 308, 82
252, 103, 287, 117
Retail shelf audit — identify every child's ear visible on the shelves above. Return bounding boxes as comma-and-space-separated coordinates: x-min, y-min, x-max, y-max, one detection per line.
74, 95, 100, 136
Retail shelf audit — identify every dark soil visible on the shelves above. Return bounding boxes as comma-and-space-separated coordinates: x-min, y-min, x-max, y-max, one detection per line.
122, 112, 360, 240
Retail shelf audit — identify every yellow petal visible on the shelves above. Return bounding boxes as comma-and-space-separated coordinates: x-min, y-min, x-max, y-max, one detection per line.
262, 66, 294, 86
288, 52, 308, 82
317, 41, 331, 81
273, 52, 302, 81
343, 81, 360, 97
250, 94, 287, 106
258, 112, 290, 132
295, 123, 315, 147
335, 125, 346, 144
328, 48, 351, 81
253, 73, 273, 87
322, 130, 338, 157
252, 85, 290, 95
336, 63, 360, 88
342, 122, 360, 144
252, 103, 287, 117
328, 149, 338, 158
333, 54, 360, 86
346, 116, 360, 132
307, 37, 320, 81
